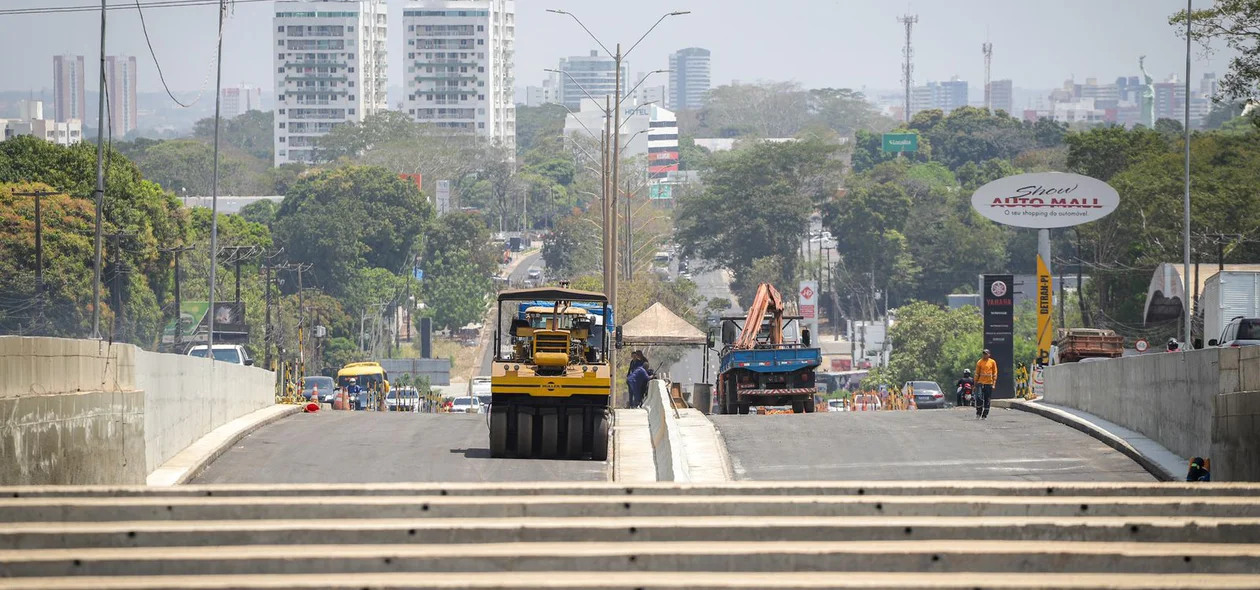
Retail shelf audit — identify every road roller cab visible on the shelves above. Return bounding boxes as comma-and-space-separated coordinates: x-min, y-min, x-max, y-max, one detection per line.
490, 285, 612, 460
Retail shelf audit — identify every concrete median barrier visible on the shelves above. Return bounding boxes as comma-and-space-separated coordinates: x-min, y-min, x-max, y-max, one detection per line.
0, 337, 278, 486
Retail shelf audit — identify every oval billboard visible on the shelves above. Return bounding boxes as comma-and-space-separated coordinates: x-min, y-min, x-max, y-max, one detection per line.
970, 172, 1119, 229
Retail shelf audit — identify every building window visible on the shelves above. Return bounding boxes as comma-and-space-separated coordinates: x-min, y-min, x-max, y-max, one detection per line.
279, 123, 286, 128
279, 136, 286, 143
478, 66, 484, 73
278, 41, 285, 46
278, 67, 284, 73
348, 67, 355, 73
349, 108, 356, 115
477, 25, 484, 31
478, 94, 485, 100
279, 109, 285, 114
477, 39, 484, 45
478, 122, 485, 128
349, 95, 355, 101
349, 82, 355, 87
277, 26, 284, 32
278, 53, 285, 60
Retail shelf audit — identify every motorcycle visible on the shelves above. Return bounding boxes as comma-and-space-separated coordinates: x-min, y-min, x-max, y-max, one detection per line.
957, 385, 974, 407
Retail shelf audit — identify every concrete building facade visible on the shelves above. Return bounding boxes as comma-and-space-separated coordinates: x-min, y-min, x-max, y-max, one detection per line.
557, 50, 627, 111
403, 0, 516, 152
1, 100, 83, 146
273, 0, 389, 166
52, 54, 86, 123
987, 79, 1013, 114
105, 55, 138, 135
222, 84, 264, 118
667, 47, 710, 111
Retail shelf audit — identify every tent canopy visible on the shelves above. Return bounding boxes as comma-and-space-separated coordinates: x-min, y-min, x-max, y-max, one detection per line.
621, 302, 706, 345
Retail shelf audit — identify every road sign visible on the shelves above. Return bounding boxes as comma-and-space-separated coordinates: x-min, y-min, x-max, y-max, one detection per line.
799, 281, 819, 337
1135, 338, 1149, 353
882, 133, 919, 153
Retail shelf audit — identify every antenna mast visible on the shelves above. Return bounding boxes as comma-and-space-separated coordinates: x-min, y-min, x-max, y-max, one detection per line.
982, 41, 993, 113
898, 14, 918, 123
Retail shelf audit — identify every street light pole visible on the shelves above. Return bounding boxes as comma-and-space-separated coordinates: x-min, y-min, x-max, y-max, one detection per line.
1181, 0, 1194, 348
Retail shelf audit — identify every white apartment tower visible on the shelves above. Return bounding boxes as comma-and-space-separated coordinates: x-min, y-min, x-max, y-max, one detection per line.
273, 0, 388, 166
404, 0, 516, 152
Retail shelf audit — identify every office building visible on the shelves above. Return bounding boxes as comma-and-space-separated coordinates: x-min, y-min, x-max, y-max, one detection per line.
273, 0, 389, 166
909, 77, 968, 116
525, 73, 558, 107
1, 100, 82, 146
52, 54, 86, 123
222, 84, 264, 118
1154, 80, 1186, 122
667, 47, 710, 110
105, 55, 138, 135
563, 99, 677, 169
403, 0, 516, 151
632, 71, 666, 107
987, 79, 1013, 114
557, 50, 627, 111
1200, 72, 1218, 99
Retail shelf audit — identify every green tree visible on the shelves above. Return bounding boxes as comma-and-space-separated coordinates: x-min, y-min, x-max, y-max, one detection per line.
1172, 1, 1260, 111
515, 104, 567, 156
193, 110, 275, 162
884, 301, 983, 388
542, 211, 600, 279
131, 139, 272, 196
272, 165, 434, 298
0, 137, 186, 345
674, 138, 843, 305
420, 211, 496, 332
238, 199, 278, 227
1063, 125, 1168, 181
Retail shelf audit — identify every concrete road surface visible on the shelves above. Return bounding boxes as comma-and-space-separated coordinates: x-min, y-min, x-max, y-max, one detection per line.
193, 412, 607, 484
712, 408, 1156, 482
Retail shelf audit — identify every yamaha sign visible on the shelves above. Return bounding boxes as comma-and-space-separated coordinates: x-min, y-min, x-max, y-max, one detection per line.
971, 172, 1119, 229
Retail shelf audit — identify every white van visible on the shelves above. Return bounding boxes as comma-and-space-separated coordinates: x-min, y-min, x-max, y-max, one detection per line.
187, 344, 253, 366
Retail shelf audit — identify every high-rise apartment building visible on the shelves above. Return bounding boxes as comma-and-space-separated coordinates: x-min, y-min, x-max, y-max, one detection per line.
988, 79, 1013, 114
910, 78, 968, 116
403, 0, 516, 152
273, 0, 388, 166
53, 54, 86, 123
525, 73, 558, 107
222, 84, 264, 118
558, 50, 627, 111
1154, 81, 1186, 122
667, 47, 710, 110
104, 55, 138, 135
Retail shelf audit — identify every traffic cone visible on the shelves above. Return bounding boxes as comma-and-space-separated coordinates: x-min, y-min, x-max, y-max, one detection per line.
304, 402, 320, 413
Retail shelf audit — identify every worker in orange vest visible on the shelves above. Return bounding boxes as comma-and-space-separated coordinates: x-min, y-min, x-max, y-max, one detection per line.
974, 349, 998, 420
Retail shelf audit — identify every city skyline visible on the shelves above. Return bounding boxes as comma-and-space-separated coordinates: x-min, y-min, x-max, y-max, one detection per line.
0, 1, 1236, 105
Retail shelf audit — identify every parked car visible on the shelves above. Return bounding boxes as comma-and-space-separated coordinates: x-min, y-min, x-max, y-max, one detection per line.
827, 399, 847, 412
449, 396, 480, 414
1209, 317, 1260, 348
301, 376, 336, 403
526, 267, 543, 281
904, 380, 946, 409
386, 388, 420, 412
186, 344, 253, 366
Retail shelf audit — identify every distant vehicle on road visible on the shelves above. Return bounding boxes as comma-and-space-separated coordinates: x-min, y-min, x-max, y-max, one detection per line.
904, 381, 946, 409
810, 231, 834, 243
386, 388, 420, 412
187, 344, 253, 366
526, 267, 543, 281
1055, 328, 1124, 363
827, 399, 847, 412
301, 376, 335, 403
1209, 317, 1260, 348
450, 396, 480, 414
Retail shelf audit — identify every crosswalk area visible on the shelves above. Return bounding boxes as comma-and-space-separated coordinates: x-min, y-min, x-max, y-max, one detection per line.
0, 482, 1258, 589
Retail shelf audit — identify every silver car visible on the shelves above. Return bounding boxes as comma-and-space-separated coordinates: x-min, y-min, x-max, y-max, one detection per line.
904, 380, 946, 409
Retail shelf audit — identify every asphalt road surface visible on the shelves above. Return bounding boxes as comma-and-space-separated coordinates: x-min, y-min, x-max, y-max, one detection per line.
193, 411, 607, 484
711, 408, 1155, 482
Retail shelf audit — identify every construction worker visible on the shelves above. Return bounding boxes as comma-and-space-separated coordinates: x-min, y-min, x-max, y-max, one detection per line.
974, 349, 998, 420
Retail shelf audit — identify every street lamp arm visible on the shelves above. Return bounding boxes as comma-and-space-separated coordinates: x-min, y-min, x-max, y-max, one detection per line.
554, 99, 602, 142
546, 9, 613, 57
545, 68, 608, 114
621, 70, 669, 105
625, 12, 689, 59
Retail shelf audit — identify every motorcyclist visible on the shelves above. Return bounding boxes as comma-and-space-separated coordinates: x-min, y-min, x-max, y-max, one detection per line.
345, 378, 364, 411
1167, 339, 1181, 353
954, 369, 975, 407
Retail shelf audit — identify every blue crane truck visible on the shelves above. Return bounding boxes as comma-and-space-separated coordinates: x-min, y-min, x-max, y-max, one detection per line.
714, 283, 823, 415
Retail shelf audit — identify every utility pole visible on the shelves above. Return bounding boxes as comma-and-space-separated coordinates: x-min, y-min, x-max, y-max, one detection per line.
160, 246, 193, 352
603, 95, 612, 292
105, 232, 133, 338
14, 190, 55, 298
898, 14, 918, 123
982, 41, 993, 113
91, 0, 108, 339
263, 263, 274, 369
207, 0, 228, 358
611, 42, 623, 316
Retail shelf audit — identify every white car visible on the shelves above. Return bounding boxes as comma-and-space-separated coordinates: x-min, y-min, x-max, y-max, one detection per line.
186, 344, 253, 366
449, 397, 480, 414
827, 399, 847, 412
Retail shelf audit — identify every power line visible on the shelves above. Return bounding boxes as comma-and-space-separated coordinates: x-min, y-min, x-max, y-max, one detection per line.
132, 0, 226, 108
0, 0, 265, 16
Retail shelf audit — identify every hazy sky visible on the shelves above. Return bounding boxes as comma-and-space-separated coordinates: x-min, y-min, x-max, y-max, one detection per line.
0, 0, 1237, 102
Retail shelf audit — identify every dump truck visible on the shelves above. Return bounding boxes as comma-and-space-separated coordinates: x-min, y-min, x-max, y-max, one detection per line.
1054, 328, 1124, 363
489, 285, 612, 460
715, 283, 822, 414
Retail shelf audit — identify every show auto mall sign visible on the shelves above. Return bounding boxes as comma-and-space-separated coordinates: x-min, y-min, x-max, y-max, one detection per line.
970, 172, 1119, 229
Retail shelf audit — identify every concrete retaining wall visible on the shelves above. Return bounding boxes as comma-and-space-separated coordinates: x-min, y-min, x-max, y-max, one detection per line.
1212, 390, 1260, 482
136, 349, 275, 474
0, 336, 276, 486
644, 379, 690, 482
1044, 346, 1260, 480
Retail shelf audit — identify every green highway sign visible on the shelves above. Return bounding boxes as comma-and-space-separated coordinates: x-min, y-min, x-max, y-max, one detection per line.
882, 133, 919, 153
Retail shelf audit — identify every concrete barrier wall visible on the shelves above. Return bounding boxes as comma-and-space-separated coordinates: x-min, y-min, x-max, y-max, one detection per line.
0, 336, 276, 485
1044, 346, 1260, 479
644, 379, 690, 482
136, 349, 275, 474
